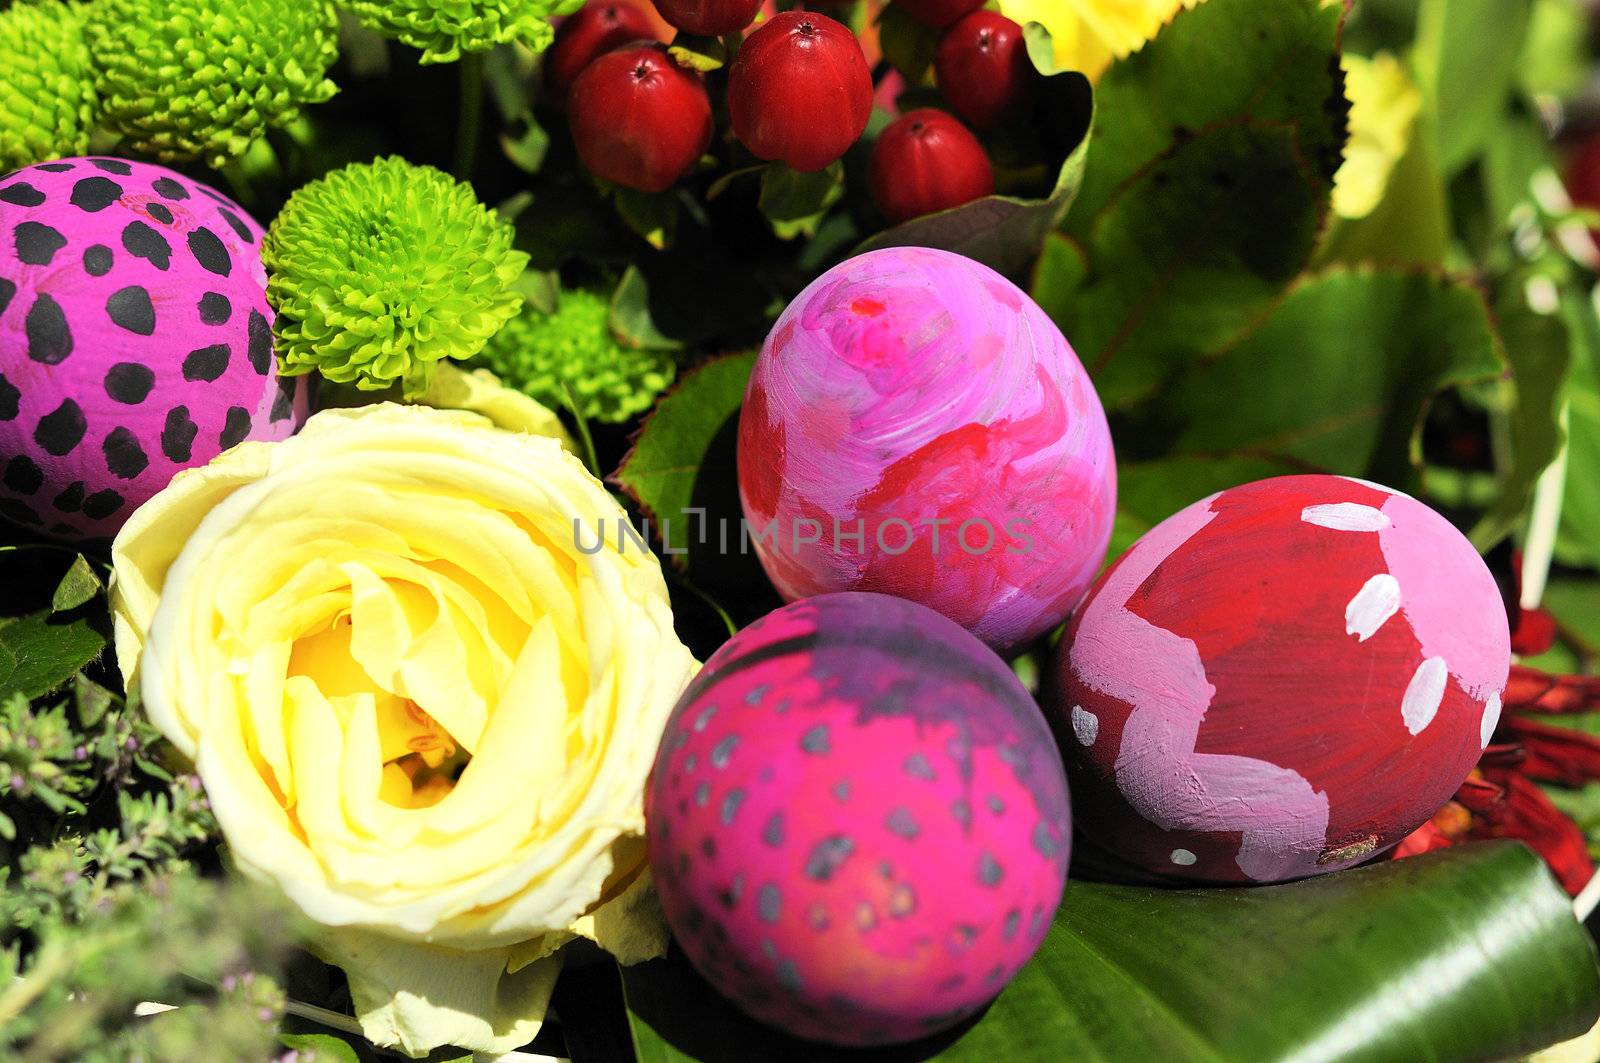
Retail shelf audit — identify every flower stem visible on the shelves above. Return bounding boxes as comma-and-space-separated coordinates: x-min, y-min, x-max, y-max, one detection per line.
1521, 400, 1570, 612
558, 382, 601, 478
454, 52, 486, 182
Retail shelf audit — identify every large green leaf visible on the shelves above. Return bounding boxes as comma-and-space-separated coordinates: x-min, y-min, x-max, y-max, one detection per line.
1039, 0, 1347, 409
1127, 267, 1505, 491
612, 352, 756, 565
1315, 120, 1451, 271
0, 609, 106, 702
613, 842, 1600, 1063
1411, 0, 1533, 179
1065, 0, 1346, 226
1556, 284, 1600, 570
1043, 120, 1324, 409
854, 59, 1092, 280
1467, 274, 1572, 550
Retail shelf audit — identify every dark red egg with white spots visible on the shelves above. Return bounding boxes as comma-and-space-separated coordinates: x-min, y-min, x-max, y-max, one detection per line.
1054, 475, 1510, 884
0, 157, 308, 542
647, 592, 1070, 1046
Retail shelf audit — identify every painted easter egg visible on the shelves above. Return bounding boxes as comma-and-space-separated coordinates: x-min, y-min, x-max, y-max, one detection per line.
736, 246, 1115, 654
646, 591, 1071, 1046
1054, 475, 1510, 884
0, 157, 308, 542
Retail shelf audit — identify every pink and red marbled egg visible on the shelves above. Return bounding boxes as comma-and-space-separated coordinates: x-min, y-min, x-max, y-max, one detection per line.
0, 157, 308, 542
1054, 475, 1510, 884
647, 592, 1070, 1046
737, 247, 1115, 654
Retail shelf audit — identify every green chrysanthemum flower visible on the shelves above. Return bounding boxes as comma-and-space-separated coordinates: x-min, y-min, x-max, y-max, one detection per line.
472, 288, 676, 424
264, 156, 530, 397
86, 0, 339, 168
342, 0, 583, 64
0, 1, 98, 172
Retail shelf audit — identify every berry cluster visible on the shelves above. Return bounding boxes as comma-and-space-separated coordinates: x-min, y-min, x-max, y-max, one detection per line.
548, 0, 1043, 224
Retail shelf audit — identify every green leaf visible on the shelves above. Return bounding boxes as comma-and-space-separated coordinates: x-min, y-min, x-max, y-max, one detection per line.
877, 2, 938, 82
612, 352, 755, 565
1048, 121, 1324, 409
51, 554, 102, 613
615, 843, 1599, 1062
511, 268, 561, 316
1412, 0, 1533, 179
610, 266, 686, 352
1556, 279, 1600, 569
615, 187, 680, 250
1066, 0, 1347, 227
1467, 273, 1572, 550
1134, 267, 1505, 490
758, 162, 844, 242
669, 34, 727, 72
1020, 22, 1059, 76
277, 1032, 363, 1063
856, 69, 1093, 279
74, 672, 115, 728
1316, 118, 1450, 270
0, 609, 105, 702
500, 113, 551, 175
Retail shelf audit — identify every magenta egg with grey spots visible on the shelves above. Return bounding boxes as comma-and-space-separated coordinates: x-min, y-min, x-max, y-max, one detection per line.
0, 157, 308, 542
646, 592, 1071, 1046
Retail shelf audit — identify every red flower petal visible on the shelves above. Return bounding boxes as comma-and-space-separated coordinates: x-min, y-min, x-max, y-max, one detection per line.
1501, 715, 1600, 786
1470, 769, 1595, 896
1511, 605, 1558, 656
1505, 665, 1600, 714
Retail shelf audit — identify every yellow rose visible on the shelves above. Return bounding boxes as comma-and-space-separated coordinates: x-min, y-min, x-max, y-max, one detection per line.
110, 403, 695, 1057
1000, 0, 1198, 82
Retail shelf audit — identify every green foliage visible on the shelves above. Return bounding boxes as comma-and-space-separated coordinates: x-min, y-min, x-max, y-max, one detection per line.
342, 0, 583, 63
759, 163, 845, 242
613, 352, 756, 563
1, 870, 299, 1063
264, 156, 530, 397
1130, 267, 1504, 489
1043, 0, 1346, 410
1412, 0, 1533, 179
0, 0, 98, 172
471, 285, 677, 424
85, 0, 339, 168
616, 843, 1600, 1062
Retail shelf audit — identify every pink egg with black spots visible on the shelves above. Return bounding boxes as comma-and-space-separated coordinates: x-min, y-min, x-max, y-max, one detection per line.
646, 591, 1070, 1046
0, 157, 308, 543
1053, 475, 1510, 885
737, 246, 1116, 655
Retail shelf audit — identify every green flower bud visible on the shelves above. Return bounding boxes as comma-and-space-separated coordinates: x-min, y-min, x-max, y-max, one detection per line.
86, 0, 339, 168
264, 156, 530, 397
0, 1, 98, 172
342, 0, 583, 64
472, 288, 676, 424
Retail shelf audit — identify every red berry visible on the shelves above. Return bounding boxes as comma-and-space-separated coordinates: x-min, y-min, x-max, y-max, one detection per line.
547, 0, 662, 102
568, 46, 714, 193
869, 108, 993, 225
893, 0, 983, 29
935, 11, 1038, 129
728, 11, 873, 173
651, 0, 761, 35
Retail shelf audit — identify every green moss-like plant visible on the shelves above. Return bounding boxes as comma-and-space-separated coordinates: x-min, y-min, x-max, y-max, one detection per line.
0, 1, 98, 173
472, 288, 676, 424
85, 0, 339, 169
264, 156, 530, 397
342, 0, 584, 64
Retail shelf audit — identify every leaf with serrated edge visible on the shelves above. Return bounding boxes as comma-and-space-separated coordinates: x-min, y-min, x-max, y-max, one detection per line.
612, 352, 756, 566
